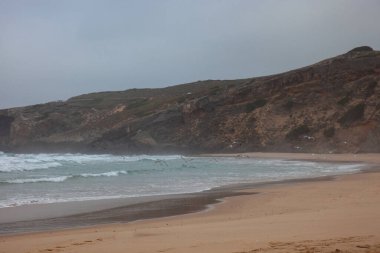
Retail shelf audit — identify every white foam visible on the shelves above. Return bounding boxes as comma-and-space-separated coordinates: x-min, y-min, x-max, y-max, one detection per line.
5, 176, 70, 184
3, 170, 130, 184
79, 170, 128, 177
0, 152, 183, 172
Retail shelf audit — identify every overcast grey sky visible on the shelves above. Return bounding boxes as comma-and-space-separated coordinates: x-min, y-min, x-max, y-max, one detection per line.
1, 0, 380, 109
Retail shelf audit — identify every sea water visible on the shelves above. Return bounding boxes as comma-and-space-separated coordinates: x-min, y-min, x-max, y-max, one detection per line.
0, 152, 363, 208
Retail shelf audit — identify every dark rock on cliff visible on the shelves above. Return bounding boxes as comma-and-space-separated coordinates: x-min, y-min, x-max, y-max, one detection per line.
0, 115, 14, 137
1, 47, 380, 154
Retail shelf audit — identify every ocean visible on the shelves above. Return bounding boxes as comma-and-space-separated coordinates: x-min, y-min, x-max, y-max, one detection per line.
0, 152, 363, 208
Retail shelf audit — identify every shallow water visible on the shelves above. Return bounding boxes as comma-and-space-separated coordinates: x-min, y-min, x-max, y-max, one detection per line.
0, 152, 363, 208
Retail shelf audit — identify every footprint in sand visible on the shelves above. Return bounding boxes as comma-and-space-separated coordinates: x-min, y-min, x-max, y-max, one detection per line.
39, 238, 103, 252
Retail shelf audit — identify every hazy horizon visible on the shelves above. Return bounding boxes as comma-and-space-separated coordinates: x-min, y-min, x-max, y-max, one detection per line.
1, 0, 380, 109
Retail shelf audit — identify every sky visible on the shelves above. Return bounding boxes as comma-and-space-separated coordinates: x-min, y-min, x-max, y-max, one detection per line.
1, 0, 380, 109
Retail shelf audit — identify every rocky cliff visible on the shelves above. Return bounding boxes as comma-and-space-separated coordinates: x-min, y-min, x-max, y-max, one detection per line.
1, 47, 380, 154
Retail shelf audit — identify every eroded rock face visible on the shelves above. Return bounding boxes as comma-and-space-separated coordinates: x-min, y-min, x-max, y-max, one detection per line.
0, 115, 14, 137
1, 47, 380, 154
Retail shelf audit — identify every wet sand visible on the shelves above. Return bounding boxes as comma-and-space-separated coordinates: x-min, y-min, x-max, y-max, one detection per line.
0, 190, 255, 235
1, 153, 380, 253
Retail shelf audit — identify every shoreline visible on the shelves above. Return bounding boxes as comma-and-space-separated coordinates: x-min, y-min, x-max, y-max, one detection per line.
201, 152, 380, 163
0, 174, 342, 236
0, 152, 374, 236
0, 152, 368, 235
1, 152, 380, 253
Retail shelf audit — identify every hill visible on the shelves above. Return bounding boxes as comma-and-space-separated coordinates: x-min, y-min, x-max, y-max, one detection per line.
1, 46, 380, 154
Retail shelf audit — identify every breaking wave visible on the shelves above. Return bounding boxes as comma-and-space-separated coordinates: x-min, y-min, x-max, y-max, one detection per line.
78, 170, 128, 178
0, 152, 182, 172
2, 170, 129, 184
5, 176, 70, 184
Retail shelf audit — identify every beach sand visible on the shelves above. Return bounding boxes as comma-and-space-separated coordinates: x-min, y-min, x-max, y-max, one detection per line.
1, 153, 380, 253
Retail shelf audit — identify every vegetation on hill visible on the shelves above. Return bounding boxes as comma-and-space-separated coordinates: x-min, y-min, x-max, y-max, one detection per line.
1, 47, 379, 154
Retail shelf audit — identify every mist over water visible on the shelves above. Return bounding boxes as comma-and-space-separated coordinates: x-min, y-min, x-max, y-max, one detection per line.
0, 152, 363, 208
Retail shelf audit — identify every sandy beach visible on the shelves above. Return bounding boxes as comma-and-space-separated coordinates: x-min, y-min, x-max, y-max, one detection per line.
1, 153, 380, 253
